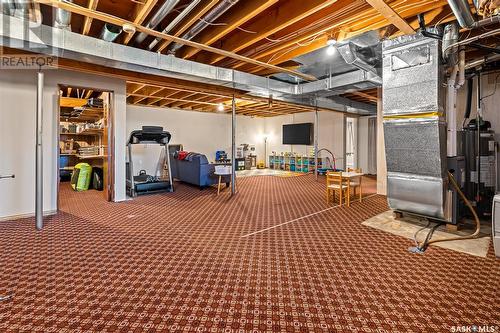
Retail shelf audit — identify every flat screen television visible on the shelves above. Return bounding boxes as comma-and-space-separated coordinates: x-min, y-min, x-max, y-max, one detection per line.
283, 123, 314, 145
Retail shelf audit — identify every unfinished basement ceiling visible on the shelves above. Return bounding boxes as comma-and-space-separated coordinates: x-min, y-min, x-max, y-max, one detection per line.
37, 0, 455, 78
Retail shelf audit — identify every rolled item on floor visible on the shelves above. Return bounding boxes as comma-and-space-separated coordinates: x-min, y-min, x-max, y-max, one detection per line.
382, 34, 448, 220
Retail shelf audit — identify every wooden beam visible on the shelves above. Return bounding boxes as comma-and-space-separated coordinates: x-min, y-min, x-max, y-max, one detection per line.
205, 0, 339, 65
178, 0, 279, 60
349, 91, 378, 103
155, 0, 220, 53
60, 97, 87, 108
363, 0, 414, 34
123, 0, 158, 45
229, 0, 443, 70
35, 0, 316, 81
81, 0, 99, 35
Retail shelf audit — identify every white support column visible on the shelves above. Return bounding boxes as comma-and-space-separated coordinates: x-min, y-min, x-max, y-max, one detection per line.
36, 71, 44, 230
231, 95, 236, 195
314, 103, 319, 180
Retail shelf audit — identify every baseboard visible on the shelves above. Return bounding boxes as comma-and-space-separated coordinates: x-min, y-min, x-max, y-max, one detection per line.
0, 210, 57, 222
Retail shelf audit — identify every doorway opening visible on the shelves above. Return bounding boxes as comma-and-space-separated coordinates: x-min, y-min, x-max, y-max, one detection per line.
57, 85, 114, 207
345, 116, 358, 170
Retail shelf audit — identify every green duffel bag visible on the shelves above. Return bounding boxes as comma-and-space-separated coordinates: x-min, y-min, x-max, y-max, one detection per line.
71, 163, 93, 191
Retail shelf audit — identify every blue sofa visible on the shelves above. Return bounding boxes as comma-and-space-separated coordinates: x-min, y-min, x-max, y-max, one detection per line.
170, 153, 230, 189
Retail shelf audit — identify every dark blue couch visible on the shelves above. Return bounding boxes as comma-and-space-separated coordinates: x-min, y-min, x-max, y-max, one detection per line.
170, 153, 229, 189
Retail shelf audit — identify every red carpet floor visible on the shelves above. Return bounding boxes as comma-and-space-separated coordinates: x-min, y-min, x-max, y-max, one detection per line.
0, 175, 499, 332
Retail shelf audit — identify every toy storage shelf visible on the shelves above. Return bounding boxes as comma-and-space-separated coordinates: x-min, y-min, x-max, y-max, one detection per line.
268, 155, 324, 173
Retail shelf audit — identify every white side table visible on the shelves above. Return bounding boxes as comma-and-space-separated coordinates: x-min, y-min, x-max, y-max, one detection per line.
214, 165, 232, 195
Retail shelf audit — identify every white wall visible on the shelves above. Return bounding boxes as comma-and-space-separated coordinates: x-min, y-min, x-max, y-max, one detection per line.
126, 105, 266, 174
126, 106, 346, 172
0, 69, 126, 220
263, 111, 345, 169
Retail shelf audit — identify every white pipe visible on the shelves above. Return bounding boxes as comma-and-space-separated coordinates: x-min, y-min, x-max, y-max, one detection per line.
135, 0, 181, 44
447, 65, 459, 157
36, 71, 44, 230
231, 95, 236, 195
148, 0, 202, 50
443, 28, 500, 55
456, 48, 466, 88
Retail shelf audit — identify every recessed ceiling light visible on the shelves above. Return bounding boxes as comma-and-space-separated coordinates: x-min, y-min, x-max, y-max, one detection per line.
326, 38, 337, 46
326, 45, 336, 56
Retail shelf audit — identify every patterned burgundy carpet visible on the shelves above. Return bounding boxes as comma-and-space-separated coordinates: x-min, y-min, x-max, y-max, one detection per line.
0, 175, 499, 332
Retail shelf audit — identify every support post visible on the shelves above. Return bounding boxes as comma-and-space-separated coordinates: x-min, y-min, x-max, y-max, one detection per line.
231, 95, 236, 195
314, 102, 319, 180
36, 71, 44, 231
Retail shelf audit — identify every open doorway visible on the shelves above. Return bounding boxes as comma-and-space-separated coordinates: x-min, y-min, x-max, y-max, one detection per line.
345, 116, 358, 170
57, 85, 114, 207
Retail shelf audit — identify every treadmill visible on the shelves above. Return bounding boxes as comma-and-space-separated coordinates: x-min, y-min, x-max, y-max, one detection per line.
127, 126, 174, 197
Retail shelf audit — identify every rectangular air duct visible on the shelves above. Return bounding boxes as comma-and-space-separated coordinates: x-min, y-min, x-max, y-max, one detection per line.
382, 34, 449, 220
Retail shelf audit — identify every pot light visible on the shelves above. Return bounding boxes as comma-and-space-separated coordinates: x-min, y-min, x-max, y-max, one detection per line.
326, 44, 336, 56
217, 103, 224, 112
326, 38, 337, 46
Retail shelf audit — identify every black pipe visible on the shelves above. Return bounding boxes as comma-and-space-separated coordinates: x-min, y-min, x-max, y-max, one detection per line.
417, 14, 442, 39
476, 73, 481, 209
464, 77, 474, 121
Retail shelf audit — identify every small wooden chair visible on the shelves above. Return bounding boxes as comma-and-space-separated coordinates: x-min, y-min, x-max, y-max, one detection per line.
326, 171, 350, 206
347, 168, 362, 197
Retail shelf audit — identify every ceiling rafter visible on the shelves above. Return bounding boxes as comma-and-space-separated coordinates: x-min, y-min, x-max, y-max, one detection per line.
81, 0, 99, 35
155, 0, 220, 53
205, 0, 339, 65
364, 0, 414, 34
35, 0, 317, 81
178, 0, 279, 60
231, 0, 447, 71
123, 0, 158, 45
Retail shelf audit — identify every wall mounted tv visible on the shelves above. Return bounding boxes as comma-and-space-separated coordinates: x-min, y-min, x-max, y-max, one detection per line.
283, 123, 314, 145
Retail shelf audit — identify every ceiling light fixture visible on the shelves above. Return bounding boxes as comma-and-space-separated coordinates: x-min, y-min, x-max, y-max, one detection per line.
217, 103, 224, 112
326, 38, 337, 56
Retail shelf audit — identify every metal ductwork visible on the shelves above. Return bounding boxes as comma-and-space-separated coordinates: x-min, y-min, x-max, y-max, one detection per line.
442, 23, 459, 62
54, 0, 72, 31
0, 13, 378, 115
336, 43, 382, 76
148, 0, 202, 50
100, 23, 122, 42
447, 0, 475, 28
382, 34, 448, 220
135, 0, 181, 45
13, 0, 30, 19
1, 0, 15, 15
169, 0, 239, 54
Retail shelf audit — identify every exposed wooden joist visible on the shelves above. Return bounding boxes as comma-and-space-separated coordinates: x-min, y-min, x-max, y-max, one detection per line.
60, 97, 87, 108
155, 0, 220, 53
35, 0, 316, 81
231, 0, 445, 71
178, 0, 279, 60
205, 0, 339, 65
364, 0, 414, 34
81, 0, 99, 35
347, 91, 378, 103
123, 0, 158, 45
